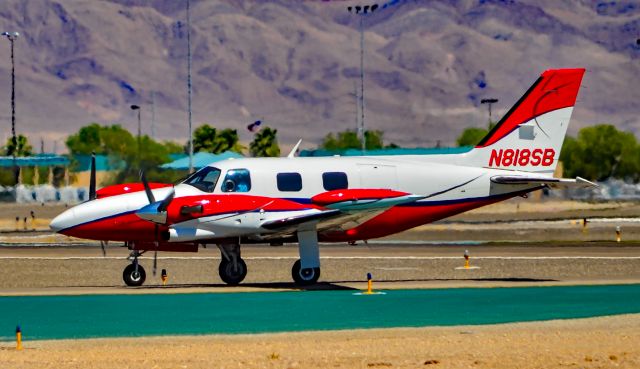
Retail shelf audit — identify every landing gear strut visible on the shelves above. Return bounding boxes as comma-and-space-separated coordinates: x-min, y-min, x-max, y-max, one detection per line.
217, 243, 247, 285
123, 250, 146, 287
292, 228, 321, 286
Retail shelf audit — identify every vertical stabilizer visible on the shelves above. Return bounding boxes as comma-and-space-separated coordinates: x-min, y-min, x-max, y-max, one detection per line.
466, 68, 585, 175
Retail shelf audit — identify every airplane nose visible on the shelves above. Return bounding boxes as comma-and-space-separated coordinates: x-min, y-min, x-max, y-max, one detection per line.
50, 208, 75, 233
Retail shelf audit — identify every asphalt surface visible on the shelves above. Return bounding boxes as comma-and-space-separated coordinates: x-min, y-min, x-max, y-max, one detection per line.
0, 242, 639, 294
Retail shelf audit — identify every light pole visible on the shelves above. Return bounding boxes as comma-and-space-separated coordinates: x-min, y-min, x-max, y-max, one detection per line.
2, 31, 19, 184
131, 104, 141, 163
347, 4, 379, 154
151, 91, 156, 140
480, 98, 498, 127
186, 0, 194, 173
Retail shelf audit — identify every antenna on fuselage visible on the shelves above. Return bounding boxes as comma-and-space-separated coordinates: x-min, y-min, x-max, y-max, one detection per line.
89, 152, 97, 200
287, 139, 302, 158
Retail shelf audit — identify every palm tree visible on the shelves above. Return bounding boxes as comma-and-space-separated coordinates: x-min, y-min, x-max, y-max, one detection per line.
250, 127, 280, 157
192, 124, 245, 154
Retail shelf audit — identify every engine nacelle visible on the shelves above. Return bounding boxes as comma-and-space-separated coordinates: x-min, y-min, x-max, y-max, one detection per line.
166, 228, 217, 242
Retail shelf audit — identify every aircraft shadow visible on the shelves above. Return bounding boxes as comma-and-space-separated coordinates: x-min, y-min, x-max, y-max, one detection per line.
329, 277, 558, 283
65, 277, 555, 293
67, 282, 358, 291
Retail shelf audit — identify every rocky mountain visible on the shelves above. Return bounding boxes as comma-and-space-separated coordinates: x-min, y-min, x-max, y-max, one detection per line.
0, 0, 638, 150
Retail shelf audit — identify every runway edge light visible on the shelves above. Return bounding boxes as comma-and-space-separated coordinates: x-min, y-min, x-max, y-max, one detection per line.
366, 272, 373, 294
16, 324, 22, 351
161, 269, 168, 286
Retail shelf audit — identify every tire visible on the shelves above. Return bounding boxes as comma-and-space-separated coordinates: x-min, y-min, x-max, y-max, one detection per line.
123, 263, 146, 287
218, 258, 247, 285
291, 259, 320, 286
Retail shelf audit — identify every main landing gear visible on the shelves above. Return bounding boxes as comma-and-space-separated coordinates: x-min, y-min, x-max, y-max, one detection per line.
215, 230, 322, 287
217, 243, 247, 285
291, 259, 320, 286
123, 250, 146, 287
291, 229, 321, 286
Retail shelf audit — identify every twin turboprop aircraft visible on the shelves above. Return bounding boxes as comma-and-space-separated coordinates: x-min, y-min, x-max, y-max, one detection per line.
50, 68, 595, 287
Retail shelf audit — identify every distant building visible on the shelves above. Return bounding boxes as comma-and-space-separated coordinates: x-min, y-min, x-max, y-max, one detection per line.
72, 154, 125, 187
0, 154, 70, 185
160, 151, 244, 170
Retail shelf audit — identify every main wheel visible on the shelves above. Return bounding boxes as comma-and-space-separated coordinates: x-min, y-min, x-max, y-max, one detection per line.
123, 263, 146, 287
218, 258, 247, 285
291, 259, 320, 286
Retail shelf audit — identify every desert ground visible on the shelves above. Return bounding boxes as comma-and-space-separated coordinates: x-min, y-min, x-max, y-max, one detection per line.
0, 315, 638, 369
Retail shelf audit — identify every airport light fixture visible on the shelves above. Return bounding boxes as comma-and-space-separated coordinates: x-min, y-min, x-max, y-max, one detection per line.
480, 98, 499, 126
2, 31, 20, 185
186, 0, 194, 174
347, 4, 379, 154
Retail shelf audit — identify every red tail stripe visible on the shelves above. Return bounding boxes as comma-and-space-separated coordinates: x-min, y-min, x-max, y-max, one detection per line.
475, 68, 585, 148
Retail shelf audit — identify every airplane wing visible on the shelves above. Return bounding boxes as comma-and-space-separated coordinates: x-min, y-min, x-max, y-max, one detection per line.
261, 209, 342, 230
260, 189, 424, 236
491, 175, 597, 188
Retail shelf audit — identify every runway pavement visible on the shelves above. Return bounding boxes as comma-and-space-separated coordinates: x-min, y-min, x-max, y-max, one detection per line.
0, 241, 639, 295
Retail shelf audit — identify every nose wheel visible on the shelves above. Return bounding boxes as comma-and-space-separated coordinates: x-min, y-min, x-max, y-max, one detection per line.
292, 259, 320, 286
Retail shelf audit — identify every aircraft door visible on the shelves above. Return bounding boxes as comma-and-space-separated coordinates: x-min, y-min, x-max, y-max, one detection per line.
357, 164, 398, 189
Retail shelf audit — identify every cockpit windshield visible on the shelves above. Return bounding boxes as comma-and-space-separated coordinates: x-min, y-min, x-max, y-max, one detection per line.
181, 166, 221, 193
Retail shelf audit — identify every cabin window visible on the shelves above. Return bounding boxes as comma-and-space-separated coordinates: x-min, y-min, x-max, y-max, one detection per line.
322, 172, 348, 191
222, 169, 252, 192
182, 166, 221, 193
277, 172, 302, 192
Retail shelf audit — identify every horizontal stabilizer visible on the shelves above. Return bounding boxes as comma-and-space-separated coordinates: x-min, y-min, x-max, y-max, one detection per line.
491, 175, 597, 188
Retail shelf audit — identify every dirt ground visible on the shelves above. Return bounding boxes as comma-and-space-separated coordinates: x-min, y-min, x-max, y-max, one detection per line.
1, 314, 639, 369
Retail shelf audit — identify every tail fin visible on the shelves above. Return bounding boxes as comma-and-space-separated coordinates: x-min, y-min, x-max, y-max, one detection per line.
466, 68, 585, 175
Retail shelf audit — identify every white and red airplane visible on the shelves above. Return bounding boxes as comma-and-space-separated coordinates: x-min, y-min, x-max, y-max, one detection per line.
51, 68, 593, 287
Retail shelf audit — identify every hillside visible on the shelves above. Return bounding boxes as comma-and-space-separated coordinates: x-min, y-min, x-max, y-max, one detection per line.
0, 0, 638, 149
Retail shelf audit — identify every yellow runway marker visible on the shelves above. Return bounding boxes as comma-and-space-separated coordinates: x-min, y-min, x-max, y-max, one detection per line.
16, 325, 22, 351
353, 273, 386, 296
455, 249, 480, 270
161, 269, 168, 286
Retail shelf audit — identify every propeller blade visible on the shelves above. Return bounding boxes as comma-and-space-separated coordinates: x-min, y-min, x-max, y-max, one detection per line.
157, 187, 175, 212
139, 170, 156, 203
89, 152, 97, 200
100, 240, 106, 257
